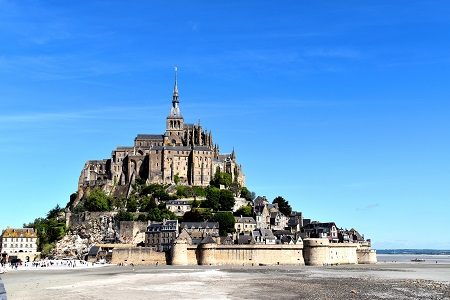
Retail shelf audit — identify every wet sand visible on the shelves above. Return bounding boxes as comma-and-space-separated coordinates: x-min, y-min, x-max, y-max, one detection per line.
1, 263, 450, 299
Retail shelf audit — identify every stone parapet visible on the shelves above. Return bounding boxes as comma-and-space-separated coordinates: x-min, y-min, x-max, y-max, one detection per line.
111, 247, 166, 265
356, 248, 377, 264
303, 238, 359, 266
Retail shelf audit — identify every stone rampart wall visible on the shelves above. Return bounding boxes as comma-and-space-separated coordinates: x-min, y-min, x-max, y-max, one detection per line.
111, 247, 166, 265
356, 248, 377, 264
177, 244, 304, 266
328, 243, 358, 265
113, 239, 375, 266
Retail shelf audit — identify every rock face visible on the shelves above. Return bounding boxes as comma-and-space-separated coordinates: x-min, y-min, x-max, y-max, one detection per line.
53, 212, 119, 259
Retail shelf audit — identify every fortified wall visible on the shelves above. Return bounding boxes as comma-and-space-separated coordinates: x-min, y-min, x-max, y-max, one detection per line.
111, 247, 167, 265
111, 238, 377, 266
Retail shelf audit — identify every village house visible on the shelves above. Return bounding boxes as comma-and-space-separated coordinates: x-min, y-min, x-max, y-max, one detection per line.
270, 211, 289, 231
302, 222, 339, 242
252, 228, 276, 244
0, 228, 38, 262
165, 200, 192, 217
254, 196, 271, 229
287, 211, 303, 232
145, 220, 178, 251
179, 222, 219, 244
234, 216, 257, 234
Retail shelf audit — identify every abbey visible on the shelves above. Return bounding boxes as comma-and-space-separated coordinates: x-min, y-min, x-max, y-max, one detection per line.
78, 71, 245, 198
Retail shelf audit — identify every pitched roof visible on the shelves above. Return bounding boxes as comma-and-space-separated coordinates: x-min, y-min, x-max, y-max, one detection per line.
238, 235, 255, 245
200, 235, 216, 244
1, 228, 37, 238
259, 229, 276, 239
235, 216, 256, 224
135, 134, 164, 140
180, 222, 219, 229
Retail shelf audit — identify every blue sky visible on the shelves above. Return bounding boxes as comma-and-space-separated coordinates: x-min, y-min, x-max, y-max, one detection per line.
1, 1, 449, 249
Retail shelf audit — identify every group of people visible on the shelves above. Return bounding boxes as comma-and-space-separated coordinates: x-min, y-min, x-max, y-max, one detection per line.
0, 259, 97, 272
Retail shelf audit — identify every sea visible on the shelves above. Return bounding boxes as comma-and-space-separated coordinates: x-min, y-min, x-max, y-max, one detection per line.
377, 249, 450, 264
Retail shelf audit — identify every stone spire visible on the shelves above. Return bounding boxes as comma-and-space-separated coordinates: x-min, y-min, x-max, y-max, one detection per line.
170, 66, 181, 117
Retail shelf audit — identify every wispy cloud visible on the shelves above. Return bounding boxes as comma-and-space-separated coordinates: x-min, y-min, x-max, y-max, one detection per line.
356, 203, 379, 212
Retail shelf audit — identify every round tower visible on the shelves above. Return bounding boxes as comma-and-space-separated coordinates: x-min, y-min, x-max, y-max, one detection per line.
171, 238, 188, 265
303, 238, 330, 266
198, 239, 217, 266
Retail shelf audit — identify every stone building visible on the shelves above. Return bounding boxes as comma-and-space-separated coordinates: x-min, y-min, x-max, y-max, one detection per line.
234, 216, 257, 234
145, 220, 178, 251
165, 200, 192, 217
179, 222, 219, 244
302, 222, 339, 242
254, 196, 271, 229
76, 70, 245, 202
0, 228, 38, 262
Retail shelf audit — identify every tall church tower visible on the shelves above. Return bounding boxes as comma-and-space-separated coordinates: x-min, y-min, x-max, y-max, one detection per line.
166, 67, 184, 145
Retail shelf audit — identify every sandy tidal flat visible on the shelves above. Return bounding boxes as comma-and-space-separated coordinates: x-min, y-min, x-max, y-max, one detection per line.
1, 263, 450, 300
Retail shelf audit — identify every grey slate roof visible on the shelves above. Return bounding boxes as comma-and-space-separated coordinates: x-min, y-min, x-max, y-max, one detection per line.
193, 146, 212, 151
259, 229, 276, 239
180, 222, 219, 229
135, 134, 164, 140
165, 146, 192, 151
200, 235, 216, 244
147, 220, 178, 232
238, 235, 255, 245
235, 216, 256, 224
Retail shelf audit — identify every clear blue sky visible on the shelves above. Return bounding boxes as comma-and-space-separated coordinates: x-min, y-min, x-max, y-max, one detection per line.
1, 1, 449, 249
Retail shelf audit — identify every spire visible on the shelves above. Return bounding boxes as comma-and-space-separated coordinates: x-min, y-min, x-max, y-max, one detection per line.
173, 66, 179, 103
231, 147, 236, 160
169, 66, 182, 117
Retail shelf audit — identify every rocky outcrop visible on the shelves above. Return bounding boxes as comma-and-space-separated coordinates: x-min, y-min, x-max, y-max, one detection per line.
53, 212, 119, 259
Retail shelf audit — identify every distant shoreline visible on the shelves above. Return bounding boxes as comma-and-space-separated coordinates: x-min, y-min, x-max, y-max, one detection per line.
376, 249, 450, 255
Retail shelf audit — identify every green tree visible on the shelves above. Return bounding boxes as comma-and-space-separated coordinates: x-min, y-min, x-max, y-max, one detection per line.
219, 189, 235, 211
47, 204, 64, 219
193, 186, 206, 198
234, 204, 253, 217
24, 205, 68, 255
142, 197, 158, 212
203, 186, 220, 210
240, 187, 255, 201
126, 196, 138, 212
211, 170, 233, 188
176, 185, 194, 198
191, 199, 200, 209
182, 208, 212, 222
84, 188, 110, 212
174, 173, 180, 185
272, 196, 292, 216
147, 208, 177, 222
211, 212, 235, 236
116, 210, 135, 221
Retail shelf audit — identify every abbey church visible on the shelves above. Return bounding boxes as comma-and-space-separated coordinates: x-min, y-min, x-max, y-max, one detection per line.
77, 70, 245, 198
